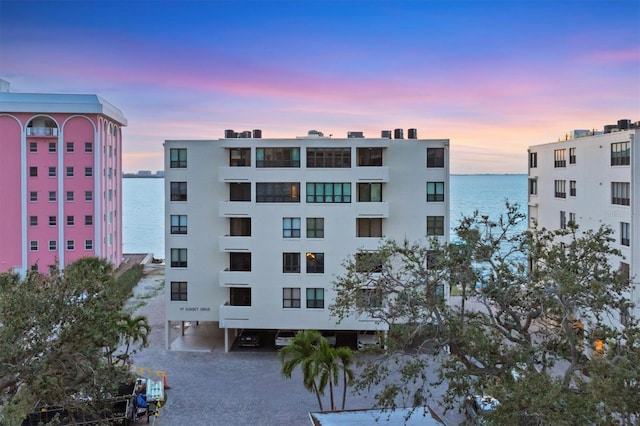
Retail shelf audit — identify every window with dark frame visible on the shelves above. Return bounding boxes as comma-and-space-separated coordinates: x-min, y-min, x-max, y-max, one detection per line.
66, 166, 74, 177
529, 178, 537, 195
356, 218, 382, 237
171, 281, 188, 301
230, 217, 251, 236
29, 167, 37, 177
307, 147, 351, 168
170, 215, 188, 234
170, 148, 187, 168
570, 180, 576, 197
560, 211, 567, 230
621, 222, 630, 246
306, 252, 324, 273
230, 183, 251, 201
84, 142, 93, 153
426, 148, 445, 168
66, 216, 74, 226
85, 215, 93, 225
529, 152, 537, 168
85, 240, 93, 250
569, 147, 576, 164
29, 142, 37, 152
230, 148, 251, 166
48, 167, 56, 177
256, 182, 300, 202
611, 182, 630, 206
306, 218, 324, 238
170, 182, 188, 201
283, 288, 301, 308
611, 142, 630, 166
66, 240, 75, 250
283, 252, 301, 273
554, 180, 566, 198
306, 288, 324, 308
554, 149, 566, 167
256, 147, 300, 167
30, 241, 38, 251
283, 217, 301, 238
230, 287, 252, 306
306, 182, 351, 203
66, 142, 74, 153
48, 142, 56, 153
85, 191, 93, 201
427, 182, 445, 202
230, 252, 251, 271
170, 248, 188, 267
49, 216, 56, 226
30, 192, 38, 202
49, 240, 57, 251
358, 183, 382, 202
30, 216, 38, 226
85, 167, 93, 177
426, 216, 445, 236
357, 148, 383, 166
48, 191, 56, 202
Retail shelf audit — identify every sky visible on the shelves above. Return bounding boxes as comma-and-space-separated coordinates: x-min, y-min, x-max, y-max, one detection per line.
0, 0, 638, 174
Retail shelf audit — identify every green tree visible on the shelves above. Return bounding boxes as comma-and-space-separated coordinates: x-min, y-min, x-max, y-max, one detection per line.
278, 330, 325, 410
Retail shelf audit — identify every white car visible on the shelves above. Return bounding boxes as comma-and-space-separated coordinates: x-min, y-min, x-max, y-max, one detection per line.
357, 331, 381, 351
275, 330, 297, 348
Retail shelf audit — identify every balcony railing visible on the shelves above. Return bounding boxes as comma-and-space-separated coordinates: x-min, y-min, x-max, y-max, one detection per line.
355, 201, 389, 217
219, 235, 252, 251
218, 269, 253, 287
26, 127, 58, 137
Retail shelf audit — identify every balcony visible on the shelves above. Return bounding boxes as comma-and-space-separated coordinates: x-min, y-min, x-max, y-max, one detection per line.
26, 127, 58, 137
218, 167, 252, 182
219, 201, 252, 217
355, 201, 389, 218
354, 166, 389, 182
219, 302, 253, 328
218, 269, 253, 287
219, 235, 251, 251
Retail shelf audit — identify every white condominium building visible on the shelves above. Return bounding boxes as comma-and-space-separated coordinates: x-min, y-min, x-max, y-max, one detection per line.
164, 128, 450, 351
528, 119, 639, 319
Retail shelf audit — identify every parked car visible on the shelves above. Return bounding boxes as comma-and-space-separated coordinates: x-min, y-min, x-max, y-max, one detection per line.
238, 329, 261, 347
464, 395, 499, 425
357, 330, 381, 351
275, 330, 297, 348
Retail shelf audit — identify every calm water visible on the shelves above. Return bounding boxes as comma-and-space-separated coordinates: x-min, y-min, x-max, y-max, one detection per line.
121, 175, 528, 258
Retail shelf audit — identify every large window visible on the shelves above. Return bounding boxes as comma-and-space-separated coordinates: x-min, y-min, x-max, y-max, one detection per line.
170, 215, 188, 234
171, 281, 188, 301
554, 180, 566, 198
170, 182, 187, 201
283, 288, 301, 308
170, 148, 187, 168
306, 288, 324, 308
529, 152, 537, 168
426, 216, 445, 236
307, 148, 351, 168
611, 142, 630, 166
569, 147, 576, 164
306, 252, 324, 273
230, 148, 251, 166
529, 178, 537, 196
170, 248, 188, 267
426, 148, 445, 168
306, 183, 351, 203
357, 218, 382, 237
283, 217, 301, 238
569, 180, 576, 197
230, 183, 251, 201
283, 252, 301, 273
230, 218, 251, 236
256, 182, 300, 202
611, 182, 630, 206
358, 147, 383, 166
427, 182, 445, 202
306, 218, 324, 238
621, 222, 630, 246
256, 147, 300, 167
230, 288, 251, 306
358, 183, 382, 202
230, 252, 251, 271
554, 149, 566, 167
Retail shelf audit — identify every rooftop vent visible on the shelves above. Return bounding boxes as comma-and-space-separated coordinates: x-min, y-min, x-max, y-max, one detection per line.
252, 129, 262, 139
308, 130, 324, 137
617, 119, 631, 130
604, 124, 618, 134
348, 131, 364, 138
407, 128, 417, 139
224, 129, 237, 138
394, 128, 404, 139
381, 130, 392, 139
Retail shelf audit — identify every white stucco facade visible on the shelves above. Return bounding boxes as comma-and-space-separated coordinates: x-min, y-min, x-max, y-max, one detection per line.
164, 130, 450, 350
528, 123, 639, 318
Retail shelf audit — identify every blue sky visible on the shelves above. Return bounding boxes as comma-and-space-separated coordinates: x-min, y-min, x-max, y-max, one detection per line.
1, 0, 638, 173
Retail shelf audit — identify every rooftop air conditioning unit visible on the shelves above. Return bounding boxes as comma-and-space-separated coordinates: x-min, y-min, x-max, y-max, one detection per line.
348, 131, 364, 138
381, 130, 392, 139
407, 128, 417, 139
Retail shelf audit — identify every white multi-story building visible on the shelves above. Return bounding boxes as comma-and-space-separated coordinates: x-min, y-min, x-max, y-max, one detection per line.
528, 119, 639, 319
164, 128, 450, 351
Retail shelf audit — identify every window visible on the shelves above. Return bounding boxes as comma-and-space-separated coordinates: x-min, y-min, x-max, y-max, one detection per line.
66, 216, 74, 226
170, 182, 188, 201
358, 183, 382, 202
47, 166, 56, 177
230, 252, 251, 271
569, 180, 576, 197
85, 215, 93, 225
29, 142, 37, 152
30, 191, 37, 202
283, 217, 301, 238
360, 288, 383, 308
569, 147, 576, 164
230, 217, 251, 236
427, 216, 445, 236
108, 189, 113, 201
426, 148, 445, 168
229, 148, 251, 166
85, 167, 93, 177
48, 142, 56, 153
30, 216, 38, 226
611, 142, 630, 166
85, 191, 93, 201
554, 180, 566, 198
611, 182, 630, 206
283, 288, 301, 308
66, 142, 74, 153
560, 211, 567, 230
621, 222, 630, 246
356, 252, 383, 273
85, 239, 93, 250
170, 248, 188, 267
49, 216, 56, 226
49, 240, 57, 251
230, 183, 251, 201
170, 148, 187, 168
427, 182, 445, 202
306, 252, 324, 273
30, 241, 38, 251
66, 191, 74, 202
358, 148, 383, 166
569, 212, 576, 225
307, 148, 351, 168
29, 167, 37, 177
230, 287, 251, 306
84, 142, 93, 153
306, 182, 351, 203
554, 149, 566, 167
171, 214, 187, 234
529, 178, 537, 196
256, 182, 300, 202
529, 152, 537, 168
306, 288, 324, 308
357, 218, 382, 237
48, 191, 56, 202
256, 147, 300, 167
66, 240, 75, 250
306, 218, 324, 238
171, 281, 188, 301
283, 252, 301, 273
66, 166, 74, 177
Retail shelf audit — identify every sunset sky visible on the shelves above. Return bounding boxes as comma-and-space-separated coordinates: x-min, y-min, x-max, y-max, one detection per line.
1, 0, 638, 174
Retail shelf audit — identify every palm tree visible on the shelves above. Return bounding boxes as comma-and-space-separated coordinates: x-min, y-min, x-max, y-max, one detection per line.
278, 330, 324, 410
315, 341, 355, 411
335, 346, 355, 410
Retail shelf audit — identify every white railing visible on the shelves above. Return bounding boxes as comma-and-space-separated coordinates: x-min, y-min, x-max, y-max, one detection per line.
26, 127, 58, 136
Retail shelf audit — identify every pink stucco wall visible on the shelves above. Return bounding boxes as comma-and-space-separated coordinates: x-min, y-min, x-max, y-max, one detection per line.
0, 116, 23, 271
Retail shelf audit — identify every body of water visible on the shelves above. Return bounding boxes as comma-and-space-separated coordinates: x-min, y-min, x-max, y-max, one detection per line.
122, 175, 528, 258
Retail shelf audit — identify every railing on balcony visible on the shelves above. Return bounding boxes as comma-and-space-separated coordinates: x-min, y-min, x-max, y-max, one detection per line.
26, 127, 58, 137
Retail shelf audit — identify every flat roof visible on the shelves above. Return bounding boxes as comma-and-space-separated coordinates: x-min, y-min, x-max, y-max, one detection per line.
309, 407, 446, 426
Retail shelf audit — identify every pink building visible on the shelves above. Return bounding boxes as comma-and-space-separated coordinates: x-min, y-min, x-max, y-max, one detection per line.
0, 80, 127, 274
